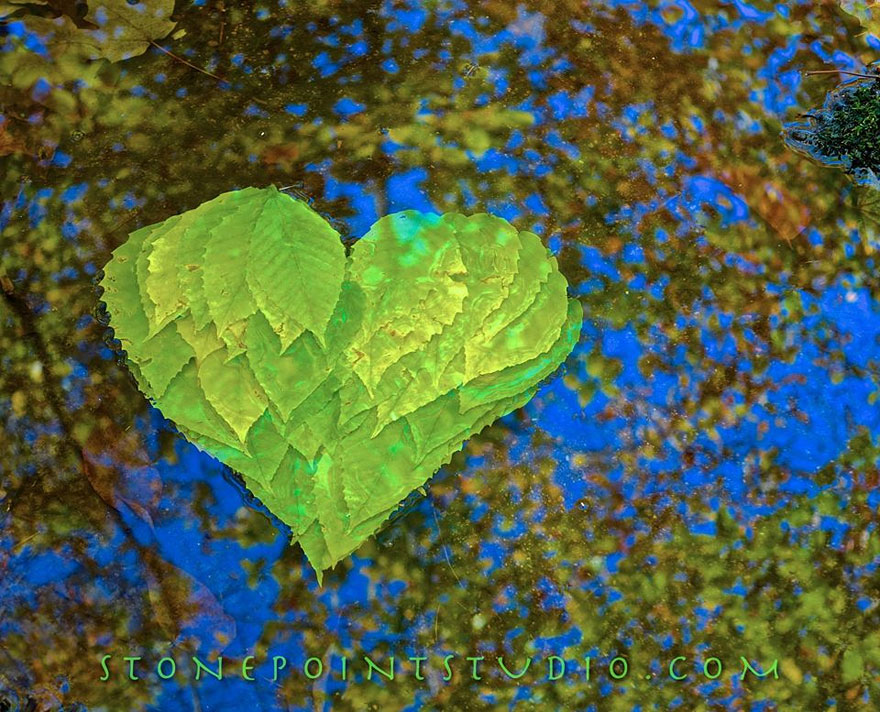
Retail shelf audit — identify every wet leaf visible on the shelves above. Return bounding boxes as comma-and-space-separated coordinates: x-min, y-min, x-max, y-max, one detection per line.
83, 0, 177, 62
99, 186, 581, 581
0, 119, 29, 157
81, 420, 162, 528
14, 0, 176, 63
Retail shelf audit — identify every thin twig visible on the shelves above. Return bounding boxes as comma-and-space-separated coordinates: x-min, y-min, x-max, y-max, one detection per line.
805, 69, 879, 80
429, 499, 465, 589
150, 40, 226, 82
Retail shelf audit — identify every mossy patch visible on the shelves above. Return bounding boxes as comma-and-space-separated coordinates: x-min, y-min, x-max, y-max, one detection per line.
785, 78, 880, 186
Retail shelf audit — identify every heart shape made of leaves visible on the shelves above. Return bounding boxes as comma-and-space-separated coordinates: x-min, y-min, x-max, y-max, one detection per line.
100, 186, 581, 581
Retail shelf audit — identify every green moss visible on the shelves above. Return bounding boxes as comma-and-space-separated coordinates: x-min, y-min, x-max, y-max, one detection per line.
807, 80, 880, 172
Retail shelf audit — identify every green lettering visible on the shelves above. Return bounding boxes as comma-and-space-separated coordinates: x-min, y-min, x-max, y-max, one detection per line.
703, 658, 722, 680
669, 656, 687, 681
547, 656, 565, 681
123, 656, 141, 681
193, 657, 223, 681
409, 656, 427, 681
442, 654, 454, 681
467, 656, 484, 680
241, 656, 255, 681
304, 657, 323, 680
271, 656, 287, 681
99, 655, 111, 682
364, 656, 394, 681
157, 657, 175, 680
740, 657, 778, 680
497, 656, 532, 679
609, 657, 628, 680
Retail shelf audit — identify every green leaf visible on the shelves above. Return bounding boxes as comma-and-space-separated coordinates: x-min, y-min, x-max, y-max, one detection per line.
84, 0, 177, 62
197, 350, 267, 445
222, 412, 290, 490
269, 449, 319, 538
145, 209, 207, 335
157, 361, 240, 450
176, 193, 240, 332
101, 220, 194, 398
346, 212, 468, 392
201, 192, 261, 346
100, 186, 581, 580
244, 311, 329, 421
464, 228, 556, 379
245, 187, 345, 349
17, 0, 177, 63
139, 212, 186, 335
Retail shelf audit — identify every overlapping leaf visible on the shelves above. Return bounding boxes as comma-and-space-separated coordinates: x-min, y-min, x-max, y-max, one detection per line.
6, 0, 176, 63
100, 186, 581, 581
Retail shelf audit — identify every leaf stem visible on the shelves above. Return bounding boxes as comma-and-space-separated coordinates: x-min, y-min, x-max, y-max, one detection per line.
150, 40, 226, 83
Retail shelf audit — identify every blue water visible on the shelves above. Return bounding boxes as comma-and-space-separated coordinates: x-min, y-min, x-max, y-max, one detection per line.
2, 0, 880, 709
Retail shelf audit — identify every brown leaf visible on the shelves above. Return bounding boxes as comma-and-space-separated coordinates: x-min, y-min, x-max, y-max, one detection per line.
261, 142, 301, 169
0, 118, 29, 158
719, 164, 812, 242
81, 419, 162, 527
143, 551, 236, 648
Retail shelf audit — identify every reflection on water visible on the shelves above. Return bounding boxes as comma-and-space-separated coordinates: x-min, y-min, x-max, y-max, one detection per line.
2, 1, 880, 709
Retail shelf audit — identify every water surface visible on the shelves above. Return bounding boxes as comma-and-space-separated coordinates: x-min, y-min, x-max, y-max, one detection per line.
2, 1, 880, 709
